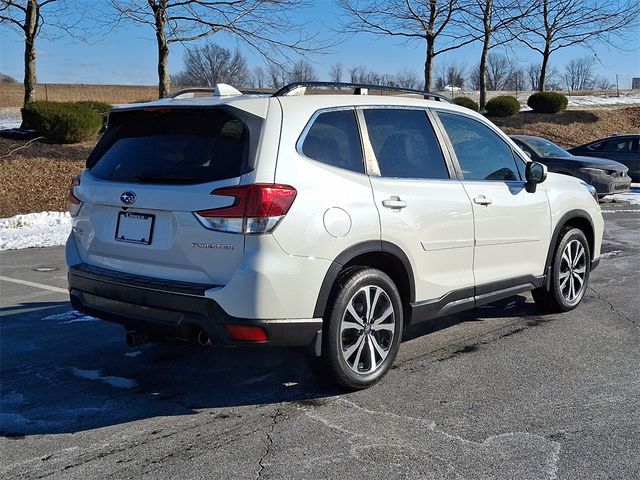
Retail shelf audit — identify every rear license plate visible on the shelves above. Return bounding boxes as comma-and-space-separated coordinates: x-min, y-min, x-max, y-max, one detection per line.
115, 212, 155, 245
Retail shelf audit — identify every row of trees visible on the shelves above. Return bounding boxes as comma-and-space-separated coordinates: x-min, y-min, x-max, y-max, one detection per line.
2, 0, 639, 109
172, 44, 617, 96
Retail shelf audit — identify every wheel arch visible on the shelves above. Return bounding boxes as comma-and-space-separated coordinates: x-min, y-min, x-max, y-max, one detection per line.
313, 241, 415, 322
545, 209, 595, 275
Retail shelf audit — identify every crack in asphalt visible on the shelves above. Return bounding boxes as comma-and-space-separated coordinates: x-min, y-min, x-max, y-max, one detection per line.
255, 406, 282, 480
589, 287, 638, 329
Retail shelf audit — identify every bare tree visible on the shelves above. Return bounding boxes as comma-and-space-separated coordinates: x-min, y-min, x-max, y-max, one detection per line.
513, 0, 640, 91
105, 0, 322, 98
435, 63, 466, 90
253, 66, 265, 89
563, 56, 596, 91
329, 63, 344, 83
349, 65, 383, 85
485, 52, 516, 90
460, 0, 532, 108
288, 59, 317, 82
0, 0, 78, 106
338, 0, 473, 90
172, 43, 251, 88
527, 62, 560, 91
394, 68, 421, 89
504, 66, 527, 92
265, 62, 288, 89
593, 76, 614, 90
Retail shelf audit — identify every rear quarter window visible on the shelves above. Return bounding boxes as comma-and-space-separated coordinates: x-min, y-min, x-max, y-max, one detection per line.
299, 109, 364, 174
88, 108, 250, 184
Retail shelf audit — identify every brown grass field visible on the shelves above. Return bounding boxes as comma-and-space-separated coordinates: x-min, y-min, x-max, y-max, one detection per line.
0, 83, 159, 107
1, 103, 638, 218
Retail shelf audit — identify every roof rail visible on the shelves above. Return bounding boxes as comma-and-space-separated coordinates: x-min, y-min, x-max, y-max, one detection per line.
273, 82, 452, 103
168, 84, 243, 99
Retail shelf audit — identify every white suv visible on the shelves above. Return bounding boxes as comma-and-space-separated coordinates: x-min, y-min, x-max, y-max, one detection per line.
66, 82, 603, 389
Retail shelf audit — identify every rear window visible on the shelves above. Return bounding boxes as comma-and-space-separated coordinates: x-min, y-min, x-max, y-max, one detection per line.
88, 108, 250, 184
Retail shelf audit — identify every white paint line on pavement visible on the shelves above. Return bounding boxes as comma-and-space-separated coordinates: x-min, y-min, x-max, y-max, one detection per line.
0, 275, 67, 294
601, 209, 640, 213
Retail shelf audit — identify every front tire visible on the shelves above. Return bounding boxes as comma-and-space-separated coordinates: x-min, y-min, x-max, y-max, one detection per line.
317, 268, 403, 390
533, 227, 591, 312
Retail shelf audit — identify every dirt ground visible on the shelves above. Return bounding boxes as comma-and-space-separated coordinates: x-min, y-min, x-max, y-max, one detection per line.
1, 106, 638, 218
0, 138, 91, 217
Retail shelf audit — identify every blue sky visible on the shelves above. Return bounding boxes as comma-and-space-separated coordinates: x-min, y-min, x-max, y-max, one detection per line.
1, 1, 638, 89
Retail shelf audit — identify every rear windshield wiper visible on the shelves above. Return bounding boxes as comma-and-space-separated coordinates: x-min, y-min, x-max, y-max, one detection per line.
135, 175, 201, 184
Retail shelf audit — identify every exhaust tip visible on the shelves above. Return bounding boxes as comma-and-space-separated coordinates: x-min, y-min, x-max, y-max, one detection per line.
196, 329, 212, 346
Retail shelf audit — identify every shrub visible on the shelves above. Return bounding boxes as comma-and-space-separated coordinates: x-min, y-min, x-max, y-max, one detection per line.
21, 101, 102, 143
74, 101, 112, 131
485, 95, 521, 117
527, 91, 568, 113
453, 96, 479, 111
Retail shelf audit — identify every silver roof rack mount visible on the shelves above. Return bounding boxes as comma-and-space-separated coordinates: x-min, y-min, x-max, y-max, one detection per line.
168, 84, 243, 99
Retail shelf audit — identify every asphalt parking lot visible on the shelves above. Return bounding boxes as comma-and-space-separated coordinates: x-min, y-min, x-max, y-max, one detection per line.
1, 203, 638, 480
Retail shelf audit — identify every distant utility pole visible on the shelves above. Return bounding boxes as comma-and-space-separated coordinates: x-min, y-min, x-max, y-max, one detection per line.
616, 74, 620, 97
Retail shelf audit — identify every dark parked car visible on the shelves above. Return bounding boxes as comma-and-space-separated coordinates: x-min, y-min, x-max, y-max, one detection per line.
568, 134, 639, 183
511, 135, 631, 197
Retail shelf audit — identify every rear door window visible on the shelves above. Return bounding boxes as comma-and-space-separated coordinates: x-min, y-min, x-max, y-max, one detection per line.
88, 108, 250, 184
363, 109, 449, 179
300, 109, 364, 174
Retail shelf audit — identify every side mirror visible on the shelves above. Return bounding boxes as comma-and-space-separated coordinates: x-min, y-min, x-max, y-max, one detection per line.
525, 161, 547, 193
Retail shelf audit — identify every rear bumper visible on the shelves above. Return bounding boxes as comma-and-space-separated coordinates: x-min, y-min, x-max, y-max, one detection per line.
68, 263, 322, 348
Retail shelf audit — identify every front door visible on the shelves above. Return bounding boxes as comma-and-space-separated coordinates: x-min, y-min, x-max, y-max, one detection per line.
434, 111, 551, 289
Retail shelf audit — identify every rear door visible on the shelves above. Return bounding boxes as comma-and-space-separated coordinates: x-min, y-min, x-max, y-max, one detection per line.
72, 107, 259, 284
362, 107, 475, 307
434, 110, 551, 289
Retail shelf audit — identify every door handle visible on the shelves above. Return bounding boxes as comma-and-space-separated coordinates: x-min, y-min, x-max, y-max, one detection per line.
382, 196, 407, 210
473, 195, 493, 206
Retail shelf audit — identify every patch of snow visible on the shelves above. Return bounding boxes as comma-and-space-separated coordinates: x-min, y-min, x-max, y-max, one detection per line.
71, 368, 138, 389
0, 108, 21, 130
602, 191, 640, 205
0, 211, 71, 251
44, 310, 99, 325
600, 250, 624, 259
567, 94, 640, 108
124, 351, 142, 358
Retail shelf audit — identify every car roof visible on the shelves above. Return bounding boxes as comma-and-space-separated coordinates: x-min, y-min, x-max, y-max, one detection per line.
111, 91, 475, 120
585, 134, 640, 143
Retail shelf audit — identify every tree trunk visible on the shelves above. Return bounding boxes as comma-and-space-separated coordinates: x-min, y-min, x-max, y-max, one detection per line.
539, 44, 550, 92
23, 0, 39, 107
153, 3, 170, 98
479, 37, 490, 110
423, 38, 435, 91
479, 0, 492, 110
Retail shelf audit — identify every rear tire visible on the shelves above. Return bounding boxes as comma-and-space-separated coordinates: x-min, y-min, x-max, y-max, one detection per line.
313, 267, 403, 390
532, 227, 591, 313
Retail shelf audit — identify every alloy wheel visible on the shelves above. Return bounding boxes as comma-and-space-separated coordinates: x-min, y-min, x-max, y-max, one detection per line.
559, 239, 587, 303
340, 285, 395, 374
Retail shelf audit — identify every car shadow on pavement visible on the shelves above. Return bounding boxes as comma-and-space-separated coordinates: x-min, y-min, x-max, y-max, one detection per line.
0, 301, 340, 438
0, 296, 546, 438
403, 295, 545, 341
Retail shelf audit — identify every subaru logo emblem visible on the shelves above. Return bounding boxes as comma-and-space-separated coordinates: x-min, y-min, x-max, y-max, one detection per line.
120, 191, 136, 205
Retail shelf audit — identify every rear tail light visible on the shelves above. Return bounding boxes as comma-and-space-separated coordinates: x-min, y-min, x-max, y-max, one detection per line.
68, 175, 82, 217
224, 324, 268, 342
194, 184, 297, 234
